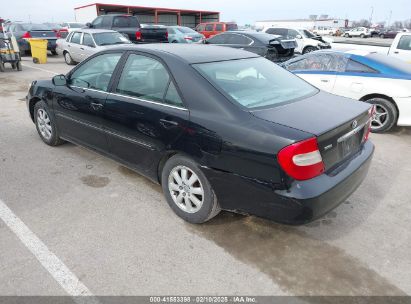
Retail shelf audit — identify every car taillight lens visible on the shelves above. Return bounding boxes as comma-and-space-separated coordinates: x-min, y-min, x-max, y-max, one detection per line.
364, 105, 376, 142
135, 30, 142, 40
184, 36, 193, 40
22, 32, 32, 39
55, 30, 61, 38
277, 137, 325, 181
165, 31, 168, 39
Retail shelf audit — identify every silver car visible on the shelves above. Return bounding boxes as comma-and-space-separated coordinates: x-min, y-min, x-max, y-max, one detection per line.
56, 29, 131, 65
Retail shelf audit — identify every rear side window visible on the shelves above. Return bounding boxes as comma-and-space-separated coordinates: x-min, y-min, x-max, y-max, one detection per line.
346, 59, 377, 73
207, 34, 227, 44
70, 32, 82, 44
115, 54, 183, 107
286, 54, 341, 72
225, 34, 252, 45
397, 35, 411, 50
215, 24, 223, 31
113, 16, 139, 28
205, 24, 214, 31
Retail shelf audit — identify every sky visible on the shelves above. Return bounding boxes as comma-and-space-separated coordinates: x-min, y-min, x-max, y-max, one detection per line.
2, 0, 410, 25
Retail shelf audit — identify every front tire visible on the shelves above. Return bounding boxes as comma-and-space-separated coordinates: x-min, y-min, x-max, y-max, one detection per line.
33, 101, 65, 146
161, 155, 220, 224
360, 34, 365, 38
303, 46, 317, 54
51, 49, 58, 56
366, 97, 398, 133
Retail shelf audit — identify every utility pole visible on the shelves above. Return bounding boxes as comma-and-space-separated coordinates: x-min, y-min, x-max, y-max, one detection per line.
369, 6, 374, 25
387, 10, 392, 28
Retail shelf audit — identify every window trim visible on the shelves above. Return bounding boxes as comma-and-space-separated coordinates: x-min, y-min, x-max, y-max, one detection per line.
224, 33, 254, 46
110, 51, 188, 110
345, 59, 379, 74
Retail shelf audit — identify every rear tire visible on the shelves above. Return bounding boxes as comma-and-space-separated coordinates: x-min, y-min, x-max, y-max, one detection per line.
365, 97, 398, 133
161, 155, 221, 224
64, 51, 75, 65
33, 101, 65, 146
16, 61, 22, 71
51, 49, 58, 56
0, 61, 5, 72
380, 34, 385, 39
360, 34, 365, 38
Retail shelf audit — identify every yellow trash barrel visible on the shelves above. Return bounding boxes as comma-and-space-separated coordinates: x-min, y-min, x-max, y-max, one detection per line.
28, 39, 48, 64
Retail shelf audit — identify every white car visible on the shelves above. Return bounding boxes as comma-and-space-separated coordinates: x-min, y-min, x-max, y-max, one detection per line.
282, 50, 411, 133
60, 22, 85, 32
344, 27, 371, 38
388, 32, 411, 63
264, 27, 331, 54
313, 26, 337, 36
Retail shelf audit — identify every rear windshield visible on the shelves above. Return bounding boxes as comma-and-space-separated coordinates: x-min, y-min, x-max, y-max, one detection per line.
252, 32, 281, 43
226, 24, 238, 31
20, 24, 51, 31
177, 27, 197, 34
113, 16, 139, 28
194, 57, 318, 109
302, 30, 317, 38
93, 32, 131, 46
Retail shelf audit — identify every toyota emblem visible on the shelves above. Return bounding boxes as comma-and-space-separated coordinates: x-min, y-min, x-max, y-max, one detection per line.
351, 120, 358, 129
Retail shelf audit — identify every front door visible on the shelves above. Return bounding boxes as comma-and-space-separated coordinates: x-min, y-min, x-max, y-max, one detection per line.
53, 52, 123, 152
103, 53, 190, 172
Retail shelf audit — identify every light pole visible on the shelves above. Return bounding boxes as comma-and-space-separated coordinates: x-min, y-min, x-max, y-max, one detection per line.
369, 6, 374, 25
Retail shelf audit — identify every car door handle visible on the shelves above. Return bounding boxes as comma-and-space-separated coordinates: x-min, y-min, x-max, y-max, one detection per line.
394, 51, 399, 54
80, 47, 84, 50
321, 79, 330, 83
159, 119, 179, 127
90, 102, 103, 111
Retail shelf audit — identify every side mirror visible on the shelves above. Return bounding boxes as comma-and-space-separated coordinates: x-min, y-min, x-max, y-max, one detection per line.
86, 23, 92, 28
296, 34, 303, 39
52, 74, 67, 86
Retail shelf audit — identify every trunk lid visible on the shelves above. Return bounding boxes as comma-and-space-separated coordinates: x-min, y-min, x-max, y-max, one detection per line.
29, 30, 57, 39
251, 91, 372, 170
140, 27, 168, 43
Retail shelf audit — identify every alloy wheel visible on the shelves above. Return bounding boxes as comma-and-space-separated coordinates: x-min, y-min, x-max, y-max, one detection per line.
168, 165, 204, 213
37, 109, 52, 140
371, 104, 388, 130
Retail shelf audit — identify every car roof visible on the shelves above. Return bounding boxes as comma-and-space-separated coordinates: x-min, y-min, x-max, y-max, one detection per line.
112, 44, 259, 64
71, 29, 117, 34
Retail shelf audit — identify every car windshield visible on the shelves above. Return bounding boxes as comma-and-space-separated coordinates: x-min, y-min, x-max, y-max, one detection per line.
302, 30, 317, 38
93, 32, 131, 46
177, 27, 197, 34
194, 57, 318, 109
68, 23, 84, 28
368, 53, 411, 74
21, 24, 51, 31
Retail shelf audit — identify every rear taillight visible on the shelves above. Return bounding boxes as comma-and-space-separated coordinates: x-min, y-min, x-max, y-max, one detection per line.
364, 105, 376, 142
135, 30, 142, 40
165, 31, 168, 39
277, 137, 325, 181
55, 30, 61, 38
184, 36, 193, 40
22, 32, 32, 39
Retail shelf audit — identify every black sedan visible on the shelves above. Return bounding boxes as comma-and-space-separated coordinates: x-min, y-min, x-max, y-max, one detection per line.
203, 31, 297, 62
26, 44, 374, 225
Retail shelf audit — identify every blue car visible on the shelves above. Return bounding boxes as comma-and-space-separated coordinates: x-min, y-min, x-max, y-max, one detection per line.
167, 26, 204, 43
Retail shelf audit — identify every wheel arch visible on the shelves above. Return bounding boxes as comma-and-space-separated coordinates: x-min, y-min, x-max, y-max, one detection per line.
28, 97, 42, 122
359, 93, 399, 116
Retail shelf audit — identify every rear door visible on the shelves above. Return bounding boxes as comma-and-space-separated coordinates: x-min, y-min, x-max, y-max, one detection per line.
80, 33, 96, 61
104, 52, 189, 171
285, 53, 338, 92
53, 52, 123, 152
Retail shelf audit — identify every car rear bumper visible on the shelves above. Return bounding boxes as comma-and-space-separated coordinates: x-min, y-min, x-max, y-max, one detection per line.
203, 141, 374, 225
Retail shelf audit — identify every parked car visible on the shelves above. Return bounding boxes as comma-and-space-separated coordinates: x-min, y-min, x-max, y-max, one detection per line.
204, 31, 297, 62
58, 22, 86, 38
26, 44, 374, 225
264, 27, 331, 54
387, 32, 411, 63
312, 26, 337, 36
5, 23, 58, 55
86, 14, 168, 43
56, 29, 131, 65
167, 26, 204, 43
379, 29, 400, 39
195, 22, 238, 38
282, 50, 411, 132
370, 29, 381, 38
344, 27, 371, 38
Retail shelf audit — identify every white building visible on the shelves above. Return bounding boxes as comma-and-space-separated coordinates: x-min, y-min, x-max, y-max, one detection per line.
255, 18, 352, 31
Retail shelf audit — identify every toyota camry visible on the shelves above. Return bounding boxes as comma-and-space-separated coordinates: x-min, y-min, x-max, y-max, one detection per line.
26, 44, 374, 225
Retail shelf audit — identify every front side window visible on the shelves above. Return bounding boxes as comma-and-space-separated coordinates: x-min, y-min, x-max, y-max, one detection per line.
205, 24, 214, 31
69, 53, 122, 91
92, 17, 103, 28
287, 54, 340, 72
398, 35, 411, 50
82, 33, 95, 47
194, 57, 318, 109
113, 16, 139, 28
115, 54, 183, 107
70, 32, 82, 44
215, 24, 223, 31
